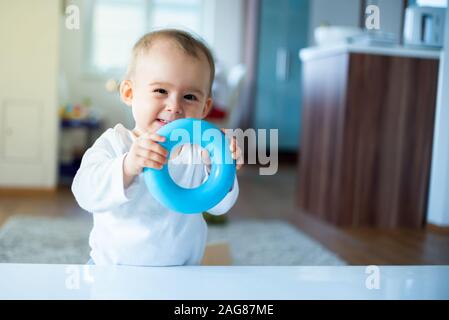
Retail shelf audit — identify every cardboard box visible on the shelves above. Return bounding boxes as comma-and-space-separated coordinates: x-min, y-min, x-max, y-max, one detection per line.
201, 242, 232, 265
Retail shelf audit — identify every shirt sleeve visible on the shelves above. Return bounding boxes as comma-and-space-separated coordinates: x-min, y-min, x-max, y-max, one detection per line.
71, 130, 136, 213
206, 176, 239, 216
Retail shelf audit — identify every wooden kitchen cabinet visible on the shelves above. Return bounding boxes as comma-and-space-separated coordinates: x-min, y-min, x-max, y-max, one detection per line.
298, 47, 440, 228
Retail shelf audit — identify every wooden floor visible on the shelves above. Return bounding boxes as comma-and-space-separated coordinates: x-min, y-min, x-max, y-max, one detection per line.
229, 165, 449, 265
1, 164, 449, 265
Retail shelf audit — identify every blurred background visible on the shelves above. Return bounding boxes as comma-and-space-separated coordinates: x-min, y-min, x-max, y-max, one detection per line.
0, 0, 449, 266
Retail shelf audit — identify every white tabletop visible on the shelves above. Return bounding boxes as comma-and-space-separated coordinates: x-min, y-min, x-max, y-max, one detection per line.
1, 264, 448, 300
299, 44, 442, 61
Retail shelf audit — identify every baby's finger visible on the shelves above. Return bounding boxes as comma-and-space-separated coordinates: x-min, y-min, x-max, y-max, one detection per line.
232, 146, 242, 160
137, 149, 167, 165
139, 157, 163, 170
235, 148, 244, 170
148, 142, 169, 158
138, 140, 169, 157
229, 137, 238, 153
140, 132, 166, 143
149, 133, 166, 143
201, 149, 212, 165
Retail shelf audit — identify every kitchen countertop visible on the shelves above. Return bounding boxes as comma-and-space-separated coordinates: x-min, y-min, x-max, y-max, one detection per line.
1, 264, 449, 299
300, 44, 442, 61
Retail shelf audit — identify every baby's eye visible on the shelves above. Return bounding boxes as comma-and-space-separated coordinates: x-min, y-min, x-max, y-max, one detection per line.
154, 88, 167, 95
184, 94, 197, 101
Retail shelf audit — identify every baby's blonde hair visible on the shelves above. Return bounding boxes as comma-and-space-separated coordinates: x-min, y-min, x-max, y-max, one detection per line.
125, 29, 215, 96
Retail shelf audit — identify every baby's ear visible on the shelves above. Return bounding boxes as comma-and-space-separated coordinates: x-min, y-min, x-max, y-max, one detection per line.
119, 80, 133, 107
201, 97, 213, 119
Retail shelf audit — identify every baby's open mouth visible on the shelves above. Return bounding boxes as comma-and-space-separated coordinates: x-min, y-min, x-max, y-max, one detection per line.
157, 118, 171, 125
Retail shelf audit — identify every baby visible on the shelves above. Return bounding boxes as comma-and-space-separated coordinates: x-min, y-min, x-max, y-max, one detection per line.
72, 29, 242, 266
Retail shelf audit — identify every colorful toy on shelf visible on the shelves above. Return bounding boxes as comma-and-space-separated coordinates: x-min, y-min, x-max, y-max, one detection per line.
59, 97, 92, 120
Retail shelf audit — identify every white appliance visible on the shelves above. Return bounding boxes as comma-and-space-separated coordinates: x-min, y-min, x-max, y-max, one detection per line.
403, 6, 446, 48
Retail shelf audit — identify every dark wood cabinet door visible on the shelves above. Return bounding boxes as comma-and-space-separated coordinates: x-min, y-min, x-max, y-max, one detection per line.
298, 53, 349, 224
298, 52, 439, 228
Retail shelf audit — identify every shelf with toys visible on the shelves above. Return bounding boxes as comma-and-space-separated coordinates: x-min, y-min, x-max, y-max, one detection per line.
58, 98, 103, 185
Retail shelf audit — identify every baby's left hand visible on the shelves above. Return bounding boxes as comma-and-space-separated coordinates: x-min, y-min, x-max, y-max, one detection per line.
201, 129, 243, 171
222, 128, 243, 171
229, 137, 243, 171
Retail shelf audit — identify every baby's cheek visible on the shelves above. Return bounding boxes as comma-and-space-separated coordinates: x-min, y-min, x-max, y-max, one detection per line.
182, 108, 196, 118
184, 104, 204, 118
132, 105, 154, 129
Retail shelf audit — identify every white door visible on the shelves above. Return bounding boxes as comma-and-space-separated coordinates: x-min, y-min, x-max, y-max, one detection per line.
0, 0, 60, 188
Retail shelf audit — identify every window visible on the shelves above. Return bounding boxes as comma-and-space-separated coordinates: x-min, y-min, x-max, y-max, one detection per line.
151, 0, 202, 33
415, 0, 447, 7
85, 0, 203, 75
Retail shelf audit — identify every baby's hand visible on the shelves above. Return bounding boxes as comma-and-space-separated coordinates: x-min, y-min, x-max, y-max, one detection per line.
123, 133, 168, 183
229, 135, 243, 170
222, 129, 243, 171
201, 130, 243, 172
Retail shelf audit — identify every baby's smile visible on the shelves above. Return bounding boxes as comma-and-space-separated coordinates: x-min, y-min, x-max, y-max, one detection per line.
156, 118, 170, 125
155, 115, 181, 129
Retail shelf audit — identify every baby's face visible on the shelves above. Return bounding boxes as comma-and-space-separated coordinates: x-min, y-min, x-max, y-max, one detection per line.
124, 39, 213, 136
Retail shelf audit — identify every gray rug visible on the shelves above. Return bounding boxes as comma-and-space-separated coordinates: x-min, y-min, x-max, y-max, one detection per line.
0, 215, 346, 265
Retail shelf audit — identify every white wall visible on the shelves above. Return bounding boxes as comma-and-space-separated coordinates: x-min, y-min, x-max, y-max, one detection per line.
308, 0, 362, 45
427, 7, 449, 226
60, 0, 245, 131
0, 0, 60, 188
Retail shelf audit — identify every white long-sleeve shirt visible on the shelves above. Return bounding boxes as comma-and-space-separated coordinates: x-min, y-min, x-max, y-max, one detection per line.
72, 123, 239, 266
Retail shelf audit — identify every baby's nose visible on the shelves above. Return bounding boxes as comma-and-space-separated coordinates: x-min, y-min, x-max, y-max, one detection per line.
166, 97, 183, 114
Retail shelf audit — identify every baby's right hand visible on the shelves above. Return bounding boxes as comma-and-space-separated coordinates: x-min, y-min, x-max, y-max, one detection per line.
123, 133, 168, 178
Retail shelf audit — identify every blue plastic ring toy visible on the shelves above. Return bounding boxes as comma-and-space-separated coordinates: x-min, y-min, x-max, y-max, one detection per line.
143, 118, 236, 214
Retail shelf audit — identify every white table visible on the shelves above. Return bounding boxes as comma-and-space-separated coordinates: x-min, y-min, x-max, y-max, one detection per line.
1, 264, 448, 299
